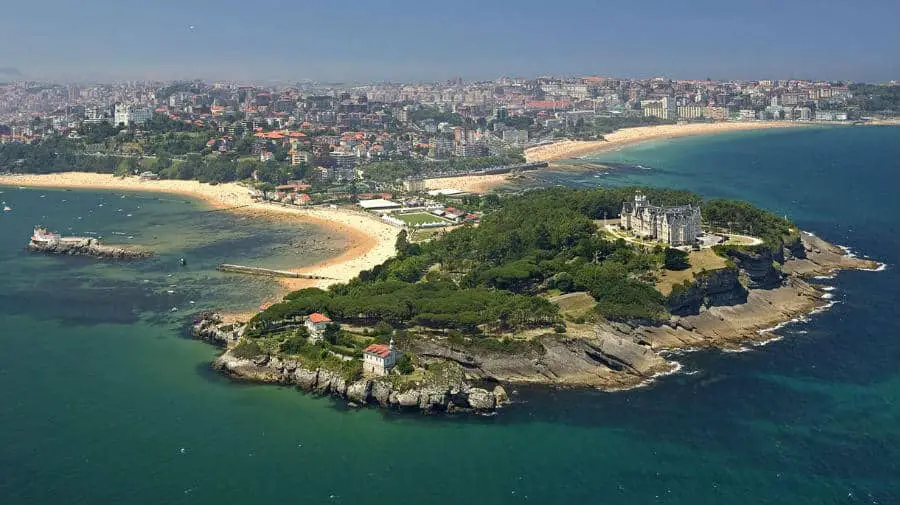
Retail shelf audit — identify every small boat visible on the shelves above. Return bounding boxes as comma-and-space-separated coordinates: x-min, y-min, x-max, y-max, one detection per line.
3, 206, 11, 212
179, 258, 187, 266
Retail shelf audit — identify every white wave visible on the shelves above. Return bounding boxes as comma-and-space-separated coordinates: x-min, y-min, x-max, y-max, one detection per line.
722, 346, 752, 353
836, 244, 856, 258
860, 262, 887, 272
821, 286, 836, 292
813, 274, 836, 280
605, 360, 684, 392
659, 347, 703, 357
822, 293, 834, 299
753, 334, 785, 347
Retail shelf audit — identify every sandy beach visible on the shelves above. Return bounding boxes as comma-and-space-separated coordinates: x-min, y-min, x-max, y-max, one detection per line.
0, 172, 399, 314
524, 121, 811, 163
422, 121, 813, 194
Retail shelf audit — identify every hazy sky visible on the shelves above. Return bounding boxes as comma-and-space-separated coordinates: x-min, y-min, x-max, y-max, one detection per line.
2, 0, 898, 82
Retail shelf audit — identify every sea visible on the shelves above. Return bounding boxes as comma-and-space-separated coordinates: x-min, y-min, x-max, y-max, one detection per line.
1, 125, 898, 504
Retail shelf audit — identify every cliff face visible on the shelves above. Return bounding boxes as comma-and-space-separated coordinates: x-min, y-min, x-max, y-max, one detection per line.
723, 247, 784, 289
191, 315, 507, 414
666, 267, 748, 316
212, 351, 508, 413
28, 238, 151, 260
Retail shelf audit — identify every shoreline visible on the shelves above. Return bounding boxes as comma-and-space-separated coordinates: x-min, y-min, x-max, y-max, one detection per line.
524, 121, 817, 163
0, 172, 400, 318
424, 121, 818, 194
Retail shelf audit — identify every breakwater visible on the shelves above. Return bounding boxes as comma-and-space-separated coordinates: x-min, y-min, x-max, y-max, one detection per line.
216, 263, 333, 280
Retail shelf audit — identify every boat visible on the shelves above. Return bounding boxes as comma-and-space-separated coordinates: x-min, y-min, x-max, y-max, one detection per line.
3, 206, 11, 212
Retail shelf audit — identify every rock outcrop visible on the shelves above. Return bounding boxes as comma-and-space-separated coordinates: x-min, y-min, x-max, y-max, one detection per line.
189, 229, 882, 415
211, 349, 508, 414
666, 267, 748, 316
191, 312, 245, 346
721, 246, 784, 289
28, 238, 151, 260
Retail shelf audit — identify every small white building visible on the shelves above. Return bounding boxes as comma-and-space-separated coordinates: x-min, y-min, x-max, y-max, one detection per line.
304, 313, 332, 342
363, 340, 398, 376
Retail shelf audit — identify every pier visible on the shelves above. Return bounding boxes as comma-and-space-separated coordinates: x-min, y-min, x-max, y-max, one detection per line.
216, 264, 333, 280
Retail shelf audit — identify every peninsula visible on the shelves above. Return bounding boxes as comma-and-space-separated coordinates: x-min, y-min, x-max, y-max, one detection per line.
195, 187, 880, 413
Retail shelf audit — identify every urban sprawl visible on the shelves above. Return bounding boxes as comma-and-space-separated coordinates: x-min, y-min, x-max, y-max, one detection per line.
1, 76, 897, 225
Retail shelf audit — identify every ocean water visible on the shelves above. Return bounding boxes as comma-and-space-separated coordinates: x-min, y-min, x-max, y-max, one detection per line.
1, 126, 898, 504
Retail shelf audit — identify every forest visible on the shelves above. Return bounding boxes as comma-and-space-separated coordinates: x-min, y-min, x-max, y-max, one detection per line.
250, 187, 795, 339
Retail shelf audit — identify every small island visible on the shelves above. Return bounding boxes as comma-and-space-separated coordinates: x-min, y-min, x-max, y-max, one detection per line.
28, 226, 152, 260
194, 187, 880, 414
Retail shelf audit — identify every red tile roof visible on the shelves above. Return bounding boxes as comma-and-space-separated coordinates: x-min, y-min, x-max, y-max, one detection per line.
363, 344, 391, 358
307, 313, 331, 323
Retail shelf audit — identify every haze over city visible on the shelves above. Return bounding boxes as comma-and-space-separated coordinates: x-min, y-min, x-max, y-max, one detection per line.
2, 0, 899, 82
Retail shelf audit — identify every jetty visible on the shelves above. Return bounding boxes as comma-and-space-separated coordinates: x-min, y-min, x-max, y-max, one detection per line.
216, 264, 333, 280
27, 226, 151, 260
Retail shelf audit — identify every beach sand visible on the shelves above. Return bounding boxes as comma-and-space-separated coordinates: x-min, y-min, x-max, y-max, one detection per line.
423, 121, 813, 194
0, 172, 399, 316
524, 121, 811, 163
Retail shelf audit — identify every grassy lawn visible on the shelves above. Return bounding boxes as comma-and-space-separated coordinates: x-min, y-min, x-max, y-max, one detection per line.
396, 212, 452, 226
655, 247, 728, 295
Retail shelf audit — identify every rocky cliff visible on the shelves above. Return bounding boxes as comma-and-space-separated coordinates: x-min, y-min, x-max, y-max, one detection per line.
189, 231, 881, 415
720, 246, 783, 289
192, 315, 508, 414
28, 238, 151, 260
212, 350, 508, 413
665, 267, 748, 316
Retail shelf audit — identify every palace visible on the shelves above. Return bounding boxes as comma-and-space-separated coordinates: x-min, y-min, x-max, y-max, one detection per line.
620, 191, 701, 246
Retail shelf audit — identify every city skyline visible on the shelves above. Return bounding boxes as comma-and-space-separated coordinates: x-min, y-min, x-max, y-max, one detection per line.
2, 0, 898, 83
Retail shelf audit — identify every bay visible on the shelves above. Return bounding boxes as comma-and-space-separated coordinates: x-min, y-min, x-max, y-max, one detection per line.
1, 125, 898, 504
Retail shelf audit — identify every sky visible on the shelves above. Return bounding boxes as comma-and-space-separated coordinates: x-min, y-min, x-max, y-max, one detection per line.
1, 0, 898, 83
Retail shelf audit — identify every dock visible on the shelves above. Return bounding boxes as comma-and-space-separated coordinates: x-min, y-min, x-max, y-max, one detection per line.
216, 264, 333, 280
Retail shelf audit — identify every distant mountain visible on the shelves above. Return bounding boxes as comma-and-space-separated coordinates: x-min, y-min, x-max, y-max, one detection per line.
0, 67, 23, 77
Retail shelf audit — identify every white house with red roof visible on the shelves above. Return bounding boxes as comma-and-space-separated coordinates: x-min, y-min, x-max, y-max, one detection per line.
304, 313, 332, 342
363, 339, 398, 376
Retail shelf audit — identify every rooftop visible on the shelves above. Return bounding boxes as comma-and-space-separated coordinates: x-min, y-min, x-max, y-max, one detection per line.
307, 313, 331, 323
363, 344, 392, 358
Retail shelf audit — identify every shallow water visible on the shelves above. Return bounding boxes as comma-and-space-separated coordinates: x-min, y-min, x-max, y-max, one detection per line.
1, 126, 898, 504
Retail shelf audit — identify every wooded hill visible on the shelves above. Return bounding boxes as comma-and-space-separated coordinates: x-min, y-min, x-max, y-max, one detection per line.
250, 187, 796, 337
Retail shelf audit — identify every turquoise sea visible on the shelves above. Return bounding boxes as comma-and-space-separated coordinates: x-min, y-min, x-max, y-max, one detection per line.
1, 126, 898, 504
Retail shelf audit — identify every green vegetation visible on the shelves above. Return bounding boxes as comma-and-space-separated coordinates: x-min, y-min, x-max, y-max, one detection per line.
363, 152, 526, 182
847, 83, 900, 112
251, 187, 717, 335
395, 212, 451, 226
567, 116, 677, 140
664, 248, 690, 270
703, 199, 797, 253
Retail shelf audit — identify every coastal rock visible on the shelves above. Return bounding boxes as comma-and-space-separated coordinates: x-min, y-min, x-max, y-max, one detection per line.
396, 390, 420, 408
28, 237, 151, 260
190, 313, 243, 346
346, 381, 371, 404
492, 385, 509, 405
666, 267, 748, 316
466, 388, 496, 411
293, 368, 319, 389
371, 380, 393, 406
721, 247, 784, 289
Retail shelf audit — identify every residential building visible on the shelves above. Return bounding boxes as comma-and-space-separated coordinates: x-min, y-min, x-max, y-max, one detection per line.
362, 340, 398, 376
304, 313, 332, 342
677, 105, 706, 120
642, 96, 675, 120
